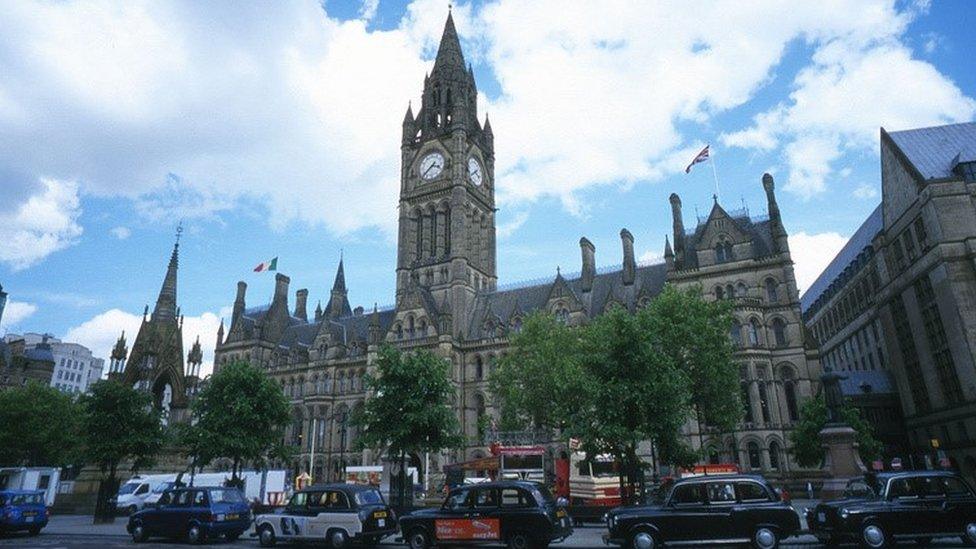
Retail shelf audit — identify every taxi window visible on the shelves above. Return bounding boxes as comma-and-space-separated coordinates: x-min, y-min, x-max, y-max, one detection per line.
706, 482, 736, 504
158, 491, 173, 506
193, 490, 209, 506
444, 489, 470, 510
916, 477, 944, 498
843, 480, 875, 499
888, 478, 918, 499
944, 477, 973, 497
670, 483, 705, 505
326, 490, 349, 509
473, 488, 499, 508
501, 488, 530, 508
289, 492, 308, 508
736, 482, 769, 502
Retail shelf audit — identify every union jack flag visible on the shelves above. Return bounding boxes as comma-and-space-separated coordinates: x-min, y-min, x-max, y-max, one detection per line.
684, 144, 710, 173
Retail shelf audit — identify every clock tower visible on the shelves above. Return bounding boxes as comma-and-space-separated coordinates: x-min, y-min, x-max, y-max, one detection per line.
396, 10, 495, 335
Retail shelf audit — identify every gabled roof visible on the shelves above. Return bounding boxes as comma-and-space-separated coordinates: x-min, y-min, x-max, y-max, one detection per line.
886, 122, 976, 180
800, 204, 882, 313
681, 211, 775, 269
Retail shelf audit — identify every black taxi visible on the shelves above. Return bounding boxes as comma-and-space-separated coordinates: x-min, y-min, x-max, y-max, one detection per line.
603, 474, 799, 549
808, 470, 976, 548
397, 481, 572, 549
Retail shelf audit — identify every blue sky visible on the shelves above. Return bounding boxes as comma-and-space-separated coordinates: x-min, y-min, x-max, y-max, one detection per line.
1, 0, 974, 373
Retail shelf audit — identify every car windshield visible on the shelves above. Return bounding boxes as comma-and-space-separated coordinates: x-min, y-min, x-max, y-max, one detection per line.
152, 482, 175, 494
844, 479, 879, 499
118, 483, 139, 495
10, 493, 43, 505
355, 489, 384, 505
209, 489, 245, 503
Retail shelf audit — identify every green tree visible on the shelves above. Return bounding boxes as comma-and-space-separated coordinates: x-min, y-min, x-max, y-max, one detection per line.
352, 346, 463, 506
789, 394, 883, 467
643, 285, 741, 432
184, 361, 290, 484
0, 382, 83, 467
488, 313, 585, 430
80, 380, 164, 522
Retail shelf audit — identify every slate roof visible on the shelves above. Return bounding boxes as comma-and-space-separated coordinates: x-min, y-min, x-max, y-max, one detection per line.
467, 262, 669, 339
886, 122, 976, 180
242, 304, 397, 349
840, 370, 897, 397
800, 204, 883, 313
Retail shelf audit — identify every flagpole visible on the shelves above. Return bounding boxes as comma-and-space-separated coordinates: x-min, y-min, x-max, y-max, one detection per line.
709, 147, 721, 201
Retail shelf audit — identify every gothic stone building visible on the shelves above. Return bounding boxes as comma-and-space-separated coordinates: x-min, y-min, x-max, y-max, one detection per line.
803, 122, 976, 481
214, 12, 821, 483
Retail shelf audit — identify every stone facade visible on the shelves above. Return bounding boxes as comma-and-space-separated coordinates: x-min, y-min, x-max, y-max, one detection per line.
214, 12, 822, 483
803, 122, 976, 481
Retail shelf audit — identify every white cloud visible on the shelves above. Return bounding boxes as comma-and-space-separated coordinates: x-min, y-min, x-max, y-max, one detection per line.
0, 178, 82, 270
639, 250, 662, 264
1, 300, 38, 333
109, 226, 131, 240
853, 183, 879, 199
496, 211, 528, 239
0, 0, 972, 239
788, 231, 849, 295
64, 306, 232, 378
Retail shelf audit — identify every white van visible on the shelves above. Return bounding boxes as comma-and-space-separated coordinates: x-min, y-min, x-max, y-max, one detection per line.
115, 474, 176, 515
141, 470, 288, 507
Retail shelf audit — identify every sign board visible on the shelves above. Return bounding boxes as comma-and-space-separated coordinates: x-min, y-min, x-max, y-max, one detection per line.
931, 438, 940, 449
494, 445, 546, 456
436, 519, 500, 540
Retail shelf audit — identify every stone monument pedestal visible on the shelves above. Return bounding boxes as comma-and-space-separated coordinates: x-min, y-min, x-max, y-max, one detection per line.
819, 423, 866, 500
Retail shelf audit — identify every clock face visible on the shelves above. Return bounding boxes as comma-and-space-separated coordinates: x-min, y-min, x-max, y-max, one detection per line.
467, 157, 483, 186
419, 152, 445, 180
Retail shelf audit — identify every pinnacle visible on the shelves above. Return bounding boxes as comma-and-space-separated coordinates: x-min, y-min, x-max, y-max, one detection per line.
432, 10, 466, 76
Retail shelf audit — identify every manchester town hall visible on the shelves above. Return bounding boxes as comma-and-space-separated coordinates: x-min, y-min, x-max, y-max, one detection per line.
213, 13, 822, 482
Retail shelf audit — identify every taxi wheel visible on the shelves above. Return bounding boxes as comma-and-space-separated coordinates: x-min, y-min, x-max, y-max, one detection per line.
629, 529, 658, 549
27, 527, 41, 537
328, 528, 349, 549
258, 524, 277, 547
752, 527, 779, 549
131, 522, 148, 543
186, 524, 205, 545
407, 528, 430, 549
507, 530, 533, 549
964, 522, 976, 546
860, 522, 889, 549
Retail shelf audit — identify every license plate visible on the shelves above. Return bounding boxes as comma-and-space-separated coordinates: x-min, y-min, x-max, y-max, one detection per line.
374, 511, 388, 518
556, 510, 566, 518
25, 517, 34, 523
378, 519, 386, 528
818, 512, 826, 523
226, 513, 239, 520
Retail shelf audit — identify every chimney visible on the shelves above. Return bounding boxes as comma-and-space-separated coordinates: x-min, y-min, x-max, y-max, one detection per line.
274, 273, 290, 303
232, 281, 247, 323
354, 306, 364, 316
295, 289, 308, 321
763, 173, 789, 253
580, 237, 596, 293
669, 193, 685, 258
621, 228, 635, 286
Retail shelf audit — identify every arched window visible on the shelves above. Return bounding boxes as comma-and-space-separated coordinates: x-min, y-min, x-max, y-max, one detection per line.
747, 441, 762, 470
407, 317, 415, 339
338, 373, 346, 393
741, 381, 754, 423
726, 284, 734, 298
730, 321, 743, 348
395, 324, 403, 340
736, 282, 747, 298
322, 374, 331, 393
475, 356, 484, 380
769, 441, 782, 470
725, 242, 734, 261
715, 286, 724, 300
757, 376, 771, 424
714, 243, 726, 263
784, 379, 799, 422
419, 319, 428, 337
765, 278, 780, 303
748, 319, 761, 347
773, 318, 787, 347
555, 306, 569, 325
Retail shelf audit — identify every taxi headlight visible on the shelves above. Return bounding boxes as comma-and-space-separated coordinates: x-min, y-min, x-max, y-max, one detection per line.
839, 508, 849, 520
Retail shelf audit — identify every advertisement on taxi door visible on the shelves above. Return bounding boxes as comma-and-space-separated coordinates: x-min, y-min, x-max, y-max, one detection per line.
435, 518, 501, 540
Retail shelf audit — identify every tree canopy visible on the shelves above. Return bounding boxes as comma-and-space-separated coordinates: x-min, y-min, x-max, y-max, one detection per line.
182, 361, 290, 480
0, 382, 83, 467
789, 393, 882, 467
79, 380, 164, 477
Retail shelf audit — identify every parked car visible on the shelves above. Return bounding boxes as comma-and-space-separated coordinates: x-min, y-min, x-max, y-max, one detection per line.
397, 480, 573, 549
603, 474, 799, 549
254, 483, 397, 547
126, 486, 251, 544
808, 470, 976, 548
0, 490, 48, 536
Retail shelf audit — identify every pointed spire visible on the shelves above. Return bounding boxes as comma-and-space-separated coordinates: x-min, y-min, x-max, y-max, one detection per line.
315, 300, 323, 322
433, 9, 465, 76
403, 102, 414, 124
111, 331, 128, 360
152, 234, 180, 323
664, 235, 674, 258
483, 113, 493, 136
332, 254, 346, 292
216, 318, 224, 348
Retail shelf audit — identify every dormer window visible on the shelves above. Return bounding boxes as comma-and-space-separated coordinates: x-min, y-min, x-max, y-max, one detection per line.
554, 305, 570, 325
714, 238, 734, 263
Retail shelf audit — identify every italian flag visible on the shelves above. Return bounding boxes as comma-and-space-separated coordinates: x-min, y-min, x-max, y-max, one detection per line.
253, 257, 278, 272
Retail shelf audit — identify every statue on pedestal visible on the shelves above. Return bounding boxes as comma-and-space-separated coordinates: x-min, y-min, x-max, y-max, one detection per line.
821, 365, 848, 424
817, 365, 865, 500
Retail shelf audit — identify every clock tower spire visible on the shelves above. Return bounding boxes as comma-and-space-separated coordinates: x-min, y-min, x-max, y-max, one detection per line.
396, 10, 495, 336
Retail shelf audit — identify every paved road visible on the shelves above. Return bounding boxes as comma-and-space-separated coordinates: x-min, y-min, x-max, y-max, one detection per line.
2, 518, 973, 548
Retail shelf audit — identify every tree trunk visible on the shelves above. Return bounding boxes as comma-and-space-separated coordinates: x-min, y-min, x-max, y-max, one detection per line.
616, 450, 627, 506
94, 463, 119, 524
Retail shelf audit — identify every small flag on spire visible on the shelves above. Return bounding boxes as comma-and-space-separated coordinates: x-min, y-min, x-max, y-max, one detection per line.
253, 257, 278, 273
684, 144, 710, 173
